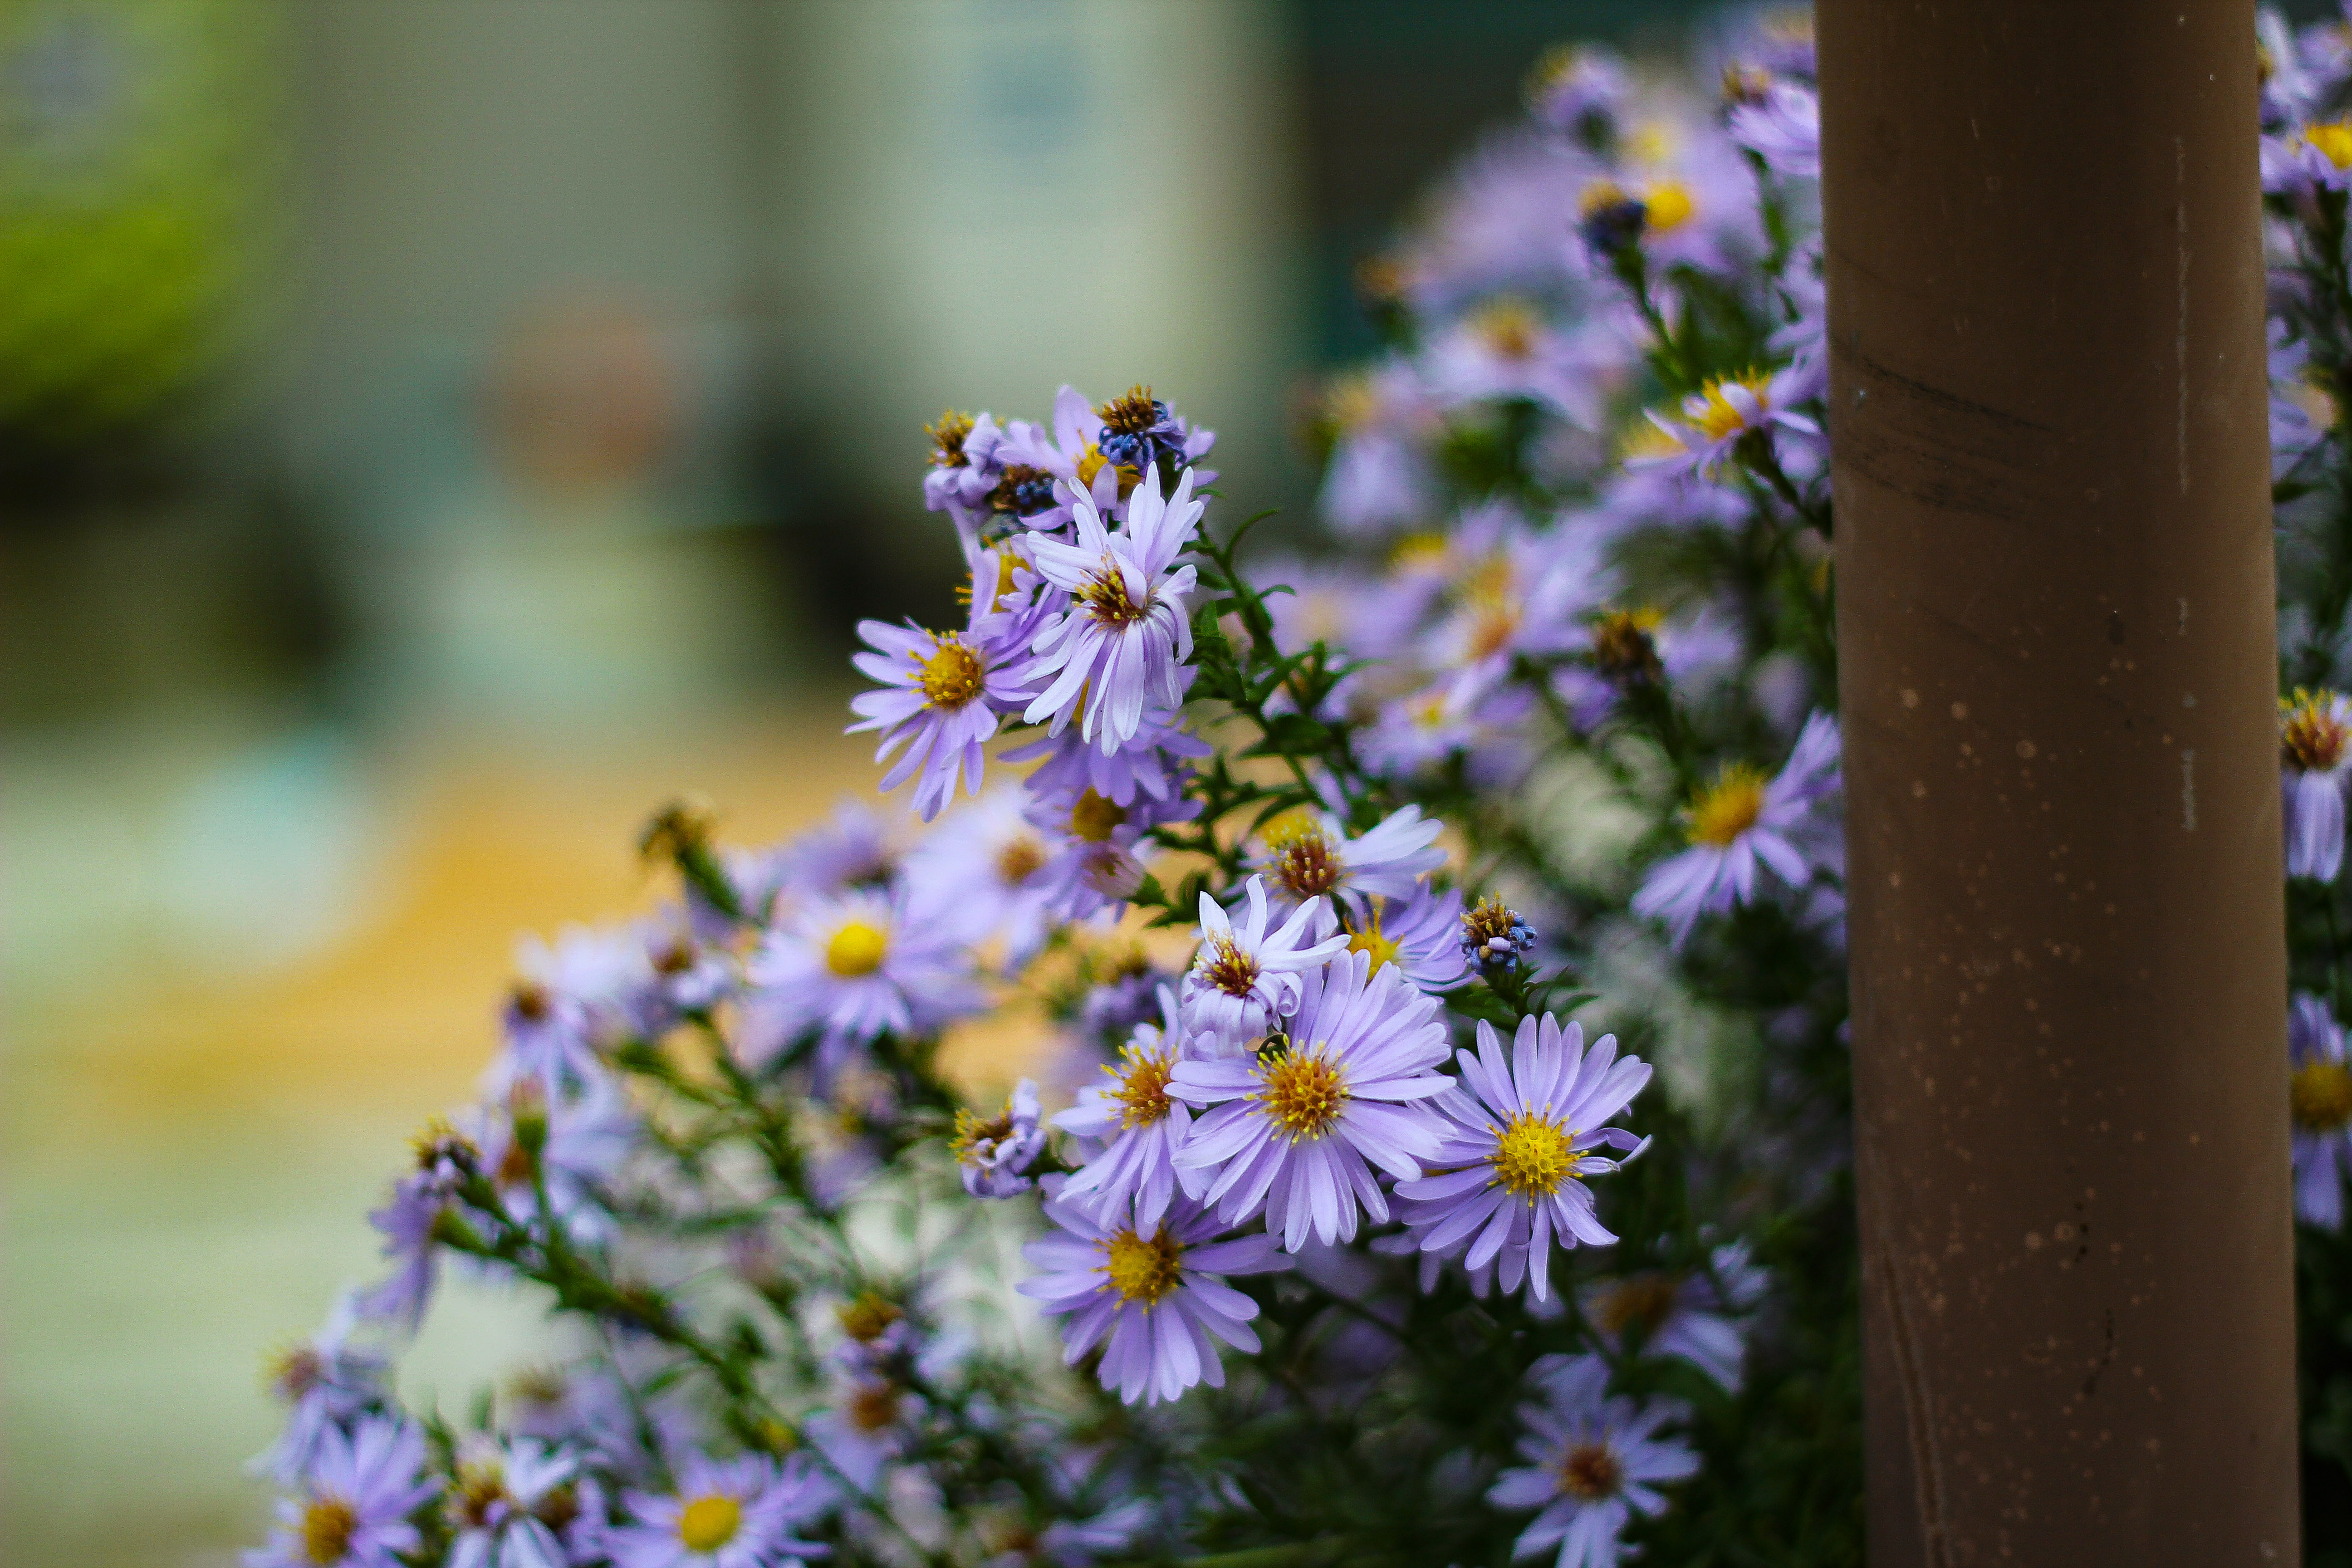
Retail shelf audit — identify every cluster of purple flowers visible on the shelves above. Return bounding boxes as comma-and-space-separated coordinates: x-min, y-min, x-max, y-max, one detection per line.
244, 11, 1896, 1565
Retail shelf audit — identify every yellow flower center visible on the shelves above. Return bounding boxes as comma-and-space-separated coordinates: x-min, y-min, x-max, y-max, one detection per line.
677, 1494, 743, 1553
836, 1292, 903, 1342
1686, 764, 1769, 847
951, 1102, 1017, 1165
926, 409, 974, 468
1559, 1441, 1625, 1501
825, 919, 889, 977
1197, 935, 1262, 998
1591, 607, 1665, 679
1642, 180, 1696, 232
916, 636, 985, 709
1389, 532, 1450, 573
1489, 1111, 1578, 1200
2309, 122, 2352, 170
1471, 298, 1542, 361
451, 1460, 511, 1529
1263, 809, 1342, 899
300, 1497, 359, 1565
1693, 371, 1772, 442
848, 1382, 902, 1433
2293, 1059, 2352, 1131
1348, 903, 1402, 976
1592, 1272, 1682, 1337
1070, 789, 1127, 843
2283, 689, 2350, 772
1081, 564, 1151, 627
1257, 1050, 1349, 1141
994, 834, 1047, 884
1109, 1047, 1177, 1127
1102, 1225, 1184, 1305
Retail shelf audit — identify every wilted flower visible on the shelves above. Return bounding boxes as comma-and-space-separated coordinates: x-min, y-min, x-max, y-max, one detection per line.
953, 1079, 1048, 1199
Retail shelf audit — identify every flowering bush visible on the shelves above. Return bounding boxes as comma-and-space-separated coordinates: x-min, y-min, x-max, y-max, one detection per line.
252, 7, 2352, 1566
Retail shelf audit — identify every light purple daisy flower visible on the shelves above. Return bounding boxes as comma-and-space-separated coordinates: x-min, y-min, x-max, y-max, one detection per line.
953, 1078, 1048, 1199
850, 547, 1048, 820
923, 409, 1010, 529
2283, 689, 2352, 881
1393, 1015, 1650, 1302
1345, 882, 1470, 995
1488, 1356, 1699, 1568
358, 1121, 480, 1331
994, 384, 1123, 533
1017, 1187, 1288, 1406
901, 785, 1062, 970
805, 1376, 920, 1494
2292, 992, 2352, 1228
1581, 1239, 1768, 1392
1317, 360, 1440, 536
1023, 465, 1204, 753
608, 1452, 832, 1568
473, 1067, 636, 1243
1021, 781, 1197, 927
446, 1435, 576, 1568
1178, 877, 1351, 1046
1055, 987, 1203, 1228
1632, 710, 1840, 946
1171, 951, 1454, 1251
1633, 365, 1820, 482
1727, 81, 1818, 178
2262, 119, 2352, 196
744, 884, 985, 1053
485, 974, 600, 1099
249, 1416, 438, 1568
1528, 43, 1629, 146
1250, 804, 1448, 922
255, 1294, 387, 1485
1002, 699, 1210, 807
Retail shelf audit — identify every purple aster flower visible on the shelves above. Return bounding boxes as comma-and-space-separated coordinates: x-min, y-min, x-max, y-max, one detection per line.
850, 546, 1049, 820
1632, 710, 1841, 946
1461, 894, 1540, 974
1317, 362, 1440, 536
2263, 120, 2352, 195
256, 1294, 388, 1485
2282, 689, 2352, 881
806, 1376, 921, 1494
1633, 365, 1820, 481
923, 409, 1011, 532
1250, 804, 1448, 922
1020, 782, 1195, 926
1727, 81, 1818, 178
445, 1435, 576, 1568
1023, 465, 1204, 752
1029, 1498, 1154, 1568
474, 1068, 636, 1243
902, 786, 1062, 970
744, 884, 984, 1054
953, 1078, 1048, 1198
1171, 951, 1454, 1251
1346, 882, 1470, 995
2292, 992, 2352, 1228
609, 1452, 832, 1568
1055, 988, 1203, 1228
1090, 384, 1216, 489
1002, 699, 1209, 807
1393, 1015, 1649, 1302
1527, 44, 1630, 149
1356, 676, 1534, 785
1582, 1240, 1768, 1392
1488, 1356, 1698, 1568
1416, 521, 1616, 697
1421, 299, 1628, 428
1550, 606, 1742, 733
1178, 877, 1351, 1045
486, 975, 600, 1099
249, 1416, 438, 1568
358, 1120, 480, 1331
766, 797, 907, 906
1017, 1187, 1288, 1406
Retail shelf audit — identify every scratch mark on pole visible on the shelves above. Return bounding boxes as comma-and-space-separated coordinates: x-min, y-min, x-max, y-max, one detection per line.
2181, 749, 2197, 831
2176, 136, 2190, 496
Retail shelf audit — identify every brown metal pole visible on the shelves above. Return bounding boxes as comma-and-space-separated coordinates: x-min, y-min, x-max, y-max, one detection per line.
1818, 4, 2298, 1563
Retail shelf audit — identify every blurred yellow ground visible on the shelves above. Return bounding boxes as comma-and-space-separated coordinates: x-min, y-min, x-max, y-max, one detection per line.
2, 705, 1013, 1566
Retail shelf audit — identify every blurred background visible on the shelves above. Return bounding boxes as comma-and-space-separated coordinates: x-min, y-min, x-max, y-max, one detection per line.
0, 0, 1880, 1559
